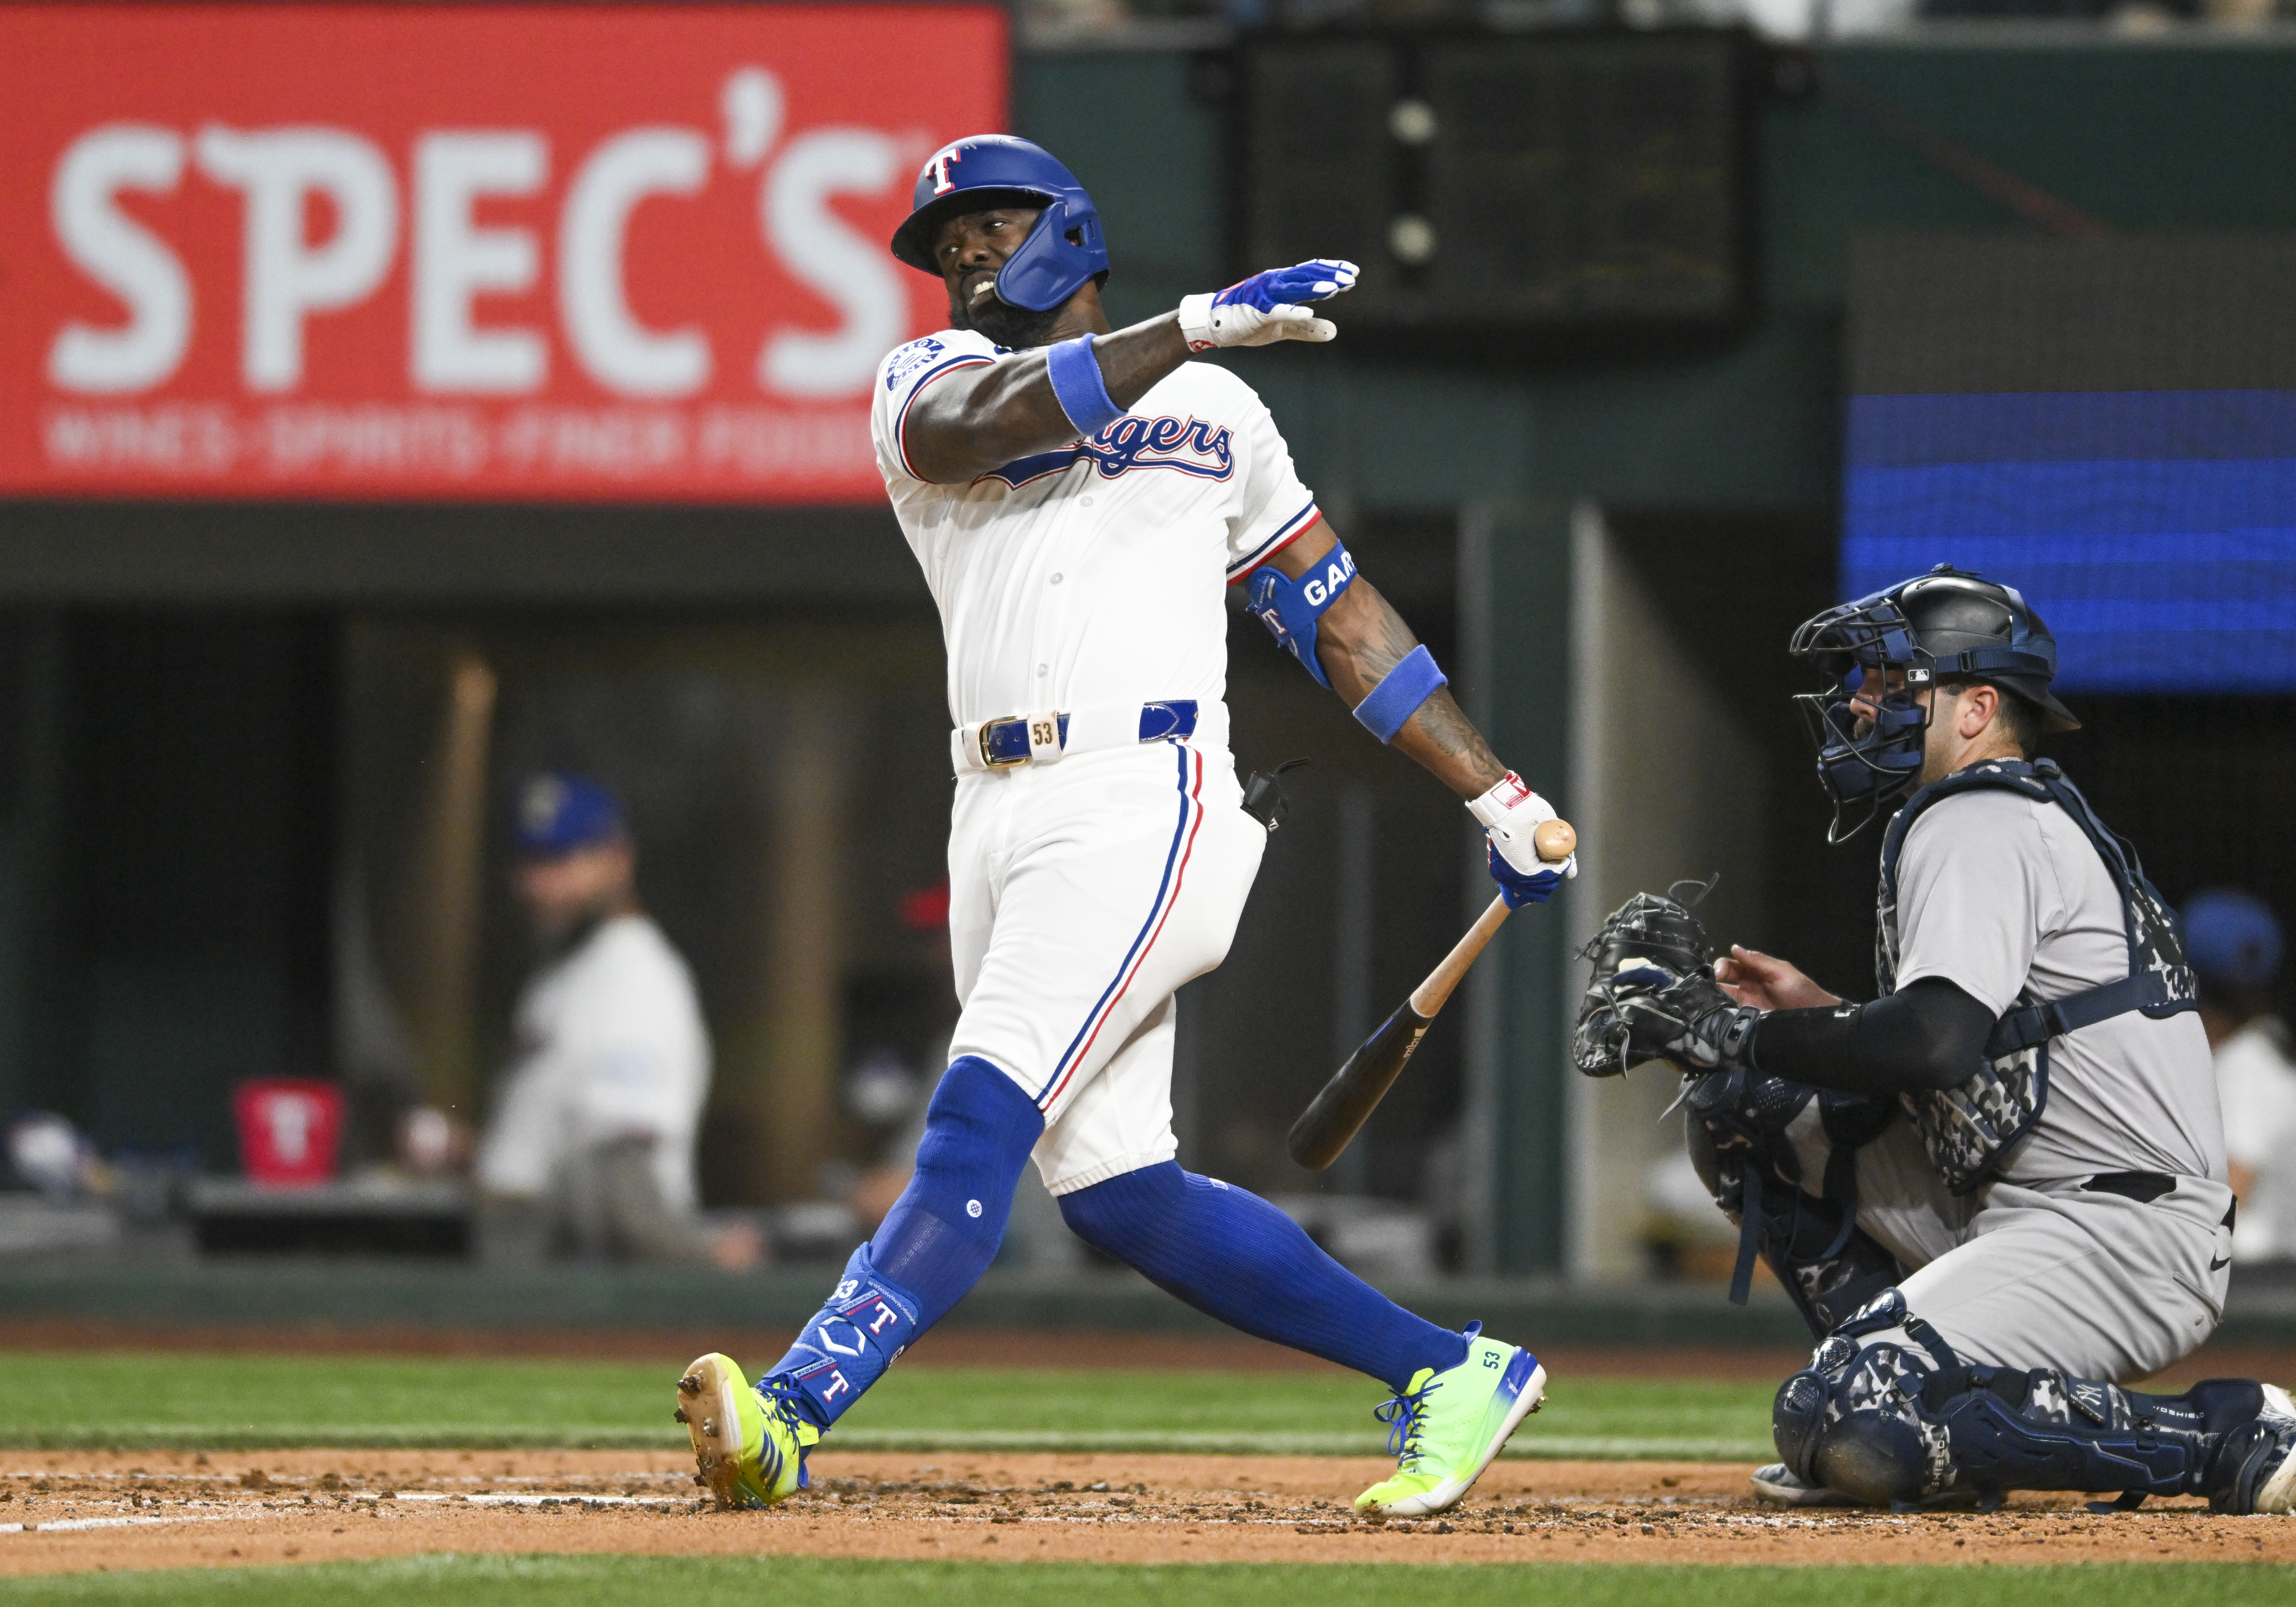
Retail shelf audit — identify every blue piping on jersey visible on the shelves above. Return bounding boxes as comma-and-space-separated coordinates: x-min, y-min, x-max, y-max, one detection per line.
895, 354, 995, 481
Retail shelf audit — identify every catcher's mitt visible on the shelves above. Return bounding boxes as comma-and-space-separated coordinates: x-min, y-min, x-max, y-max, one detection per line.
1572, 878, 1750, 1077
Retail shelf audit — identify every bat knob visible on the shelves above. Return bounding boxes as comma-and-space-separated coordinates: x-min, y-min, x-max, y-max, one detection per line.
1534, 819, 1577, 864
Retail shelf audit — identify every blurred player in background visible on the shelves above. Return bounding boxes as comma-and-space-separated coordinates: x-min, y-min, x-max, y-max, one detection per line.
675, 135, 1574, 1519
2186, 888, 2296, 1263
477, 773, 750, 1267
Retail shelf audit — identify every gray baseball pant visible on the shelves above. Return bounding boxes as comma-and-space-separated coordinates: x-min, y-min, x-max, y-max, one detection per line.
1851, 1122, 2235, 1383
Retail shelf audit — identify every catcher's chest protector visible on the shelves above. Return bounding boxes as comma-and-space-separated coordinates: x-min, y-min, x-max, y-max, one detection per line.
1875, 758, 2197, 1194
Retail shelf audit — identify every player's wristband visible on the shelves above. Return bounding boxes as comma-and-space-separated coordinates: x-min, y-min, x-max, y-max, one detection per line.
1466, 771, 1535, 830
1046, 335, 1125, 437
1177, 293, 1218, 353
1352, 644, 1447, 743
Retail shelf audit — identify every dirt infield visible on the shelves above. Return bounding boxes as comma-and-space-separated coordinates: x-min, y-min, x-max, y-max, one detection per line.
3, 1447, 2291, 1576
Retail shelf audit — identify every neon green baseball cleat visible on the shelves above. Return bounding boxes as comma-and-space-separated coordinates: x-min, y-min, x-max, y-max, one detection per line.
1354, 1324, 1546, 1518
675, 1352, 820, 1510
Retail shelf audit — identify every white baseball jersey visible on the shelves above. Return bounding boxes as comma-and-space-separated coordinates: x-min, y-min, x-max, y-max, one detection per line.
2216, 1016, 2296, 1260
476, 913, 713, 1215
868, 330, 1315, 1192
870, 329, 1322, 727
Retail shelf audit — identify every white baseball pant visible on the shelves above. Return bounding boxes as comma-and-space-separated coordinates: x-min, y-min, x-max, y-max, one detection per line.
945, 738, 1265, 1196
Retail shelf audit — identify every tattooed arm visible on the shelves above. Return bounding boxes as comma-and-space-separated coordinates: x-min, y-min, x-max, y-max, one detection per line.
1263, 522, 1506, 799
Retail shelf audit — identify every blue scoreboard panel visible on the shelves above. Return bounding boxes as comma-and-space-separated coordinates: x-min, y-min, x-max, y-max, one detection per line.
1842, 236, 2296, 692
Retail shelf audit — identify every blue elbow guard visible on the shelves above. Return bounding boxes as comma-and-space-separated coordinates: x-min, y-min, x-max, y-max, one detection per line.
1353, 644, 1447, 743
1046, 334, 1125, 437
1246, 543, 1357, 689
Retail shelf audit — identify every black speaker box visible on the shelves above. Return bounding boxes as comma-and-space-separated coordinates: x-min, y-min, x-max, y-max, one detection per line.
1236, 28, 1757, 341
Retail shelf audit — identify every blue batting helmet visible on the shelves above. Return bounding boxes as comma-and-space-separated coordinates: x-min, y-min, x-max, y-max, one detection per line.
889, 135, 1109, 313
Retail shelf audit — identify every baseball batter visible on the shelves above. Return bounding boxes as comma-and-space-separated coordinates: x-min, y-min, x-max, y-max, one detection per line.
1574, 568, 2296, 1515
675, 136, 1574, 1516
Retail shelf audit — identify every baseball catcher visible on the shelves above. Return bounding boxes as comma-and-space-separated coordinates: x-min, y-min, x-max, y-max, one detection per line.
1575, 566, 2295, 1516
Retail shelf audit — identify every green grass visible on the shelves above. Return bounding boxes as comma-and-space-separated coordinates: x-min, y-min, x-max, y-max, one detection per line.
0, 1352, 1777, 1459
2, 1557, 2291, 1607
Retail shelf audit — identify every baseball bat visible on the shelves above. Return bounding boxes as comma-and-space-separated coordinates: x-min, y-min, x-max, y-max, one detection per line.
1286, 818, 1575, 1171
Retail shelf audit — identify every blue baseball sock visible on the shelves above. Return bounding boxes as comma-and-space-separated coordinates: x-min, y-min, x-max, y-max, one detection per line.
1058, 1162, 1468, 1392
765, 1055, 1043, 1428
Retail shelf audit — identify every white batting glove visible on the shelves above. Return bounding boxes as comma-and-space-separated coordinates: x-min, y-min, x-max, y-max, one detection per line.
1177, 259, 1357, 352
1469, 772, 1577, 908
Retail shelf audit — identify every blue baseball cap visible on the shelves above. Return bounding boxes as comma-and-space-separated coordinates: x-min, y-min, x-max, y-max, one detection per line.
2180, 888, 2282, 994
515, 772, 625, 860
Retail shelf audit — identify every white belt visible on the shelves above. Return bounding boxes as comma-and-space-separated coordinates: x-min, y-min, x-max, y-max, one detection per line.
950, 699, 1225, 776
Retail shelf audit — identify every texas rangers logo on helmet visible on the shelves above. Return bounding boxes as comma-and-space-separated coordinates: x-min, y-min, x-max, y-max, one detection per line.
927, 145, 963, 194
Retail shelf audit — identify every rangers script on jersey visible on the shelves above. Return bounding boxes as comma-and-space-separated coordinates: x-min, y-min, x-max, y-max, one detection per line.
870, 328, 1323, 730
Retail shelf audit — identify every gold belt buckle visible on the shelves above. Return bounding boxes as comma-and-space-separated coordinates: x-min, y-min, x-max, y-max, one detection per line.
979, 715, 1026, 769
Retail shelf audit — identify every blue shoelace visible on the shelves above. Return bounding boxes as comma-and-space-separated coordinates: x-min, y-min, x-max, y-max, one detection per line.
754, 1378, 820, 1491
1374, 1376, 1443, 1462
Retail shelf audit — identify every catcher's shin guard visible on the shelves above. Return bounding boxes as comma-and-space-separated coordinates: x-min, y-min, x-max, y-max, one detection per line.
1684, 1070, 1898, 1333
1775, 1290, 2283, 1512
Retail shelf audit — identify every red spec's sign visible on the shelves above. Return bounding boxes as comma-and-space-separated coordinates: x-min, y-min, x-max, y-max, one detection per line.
0, 3, 1006, 503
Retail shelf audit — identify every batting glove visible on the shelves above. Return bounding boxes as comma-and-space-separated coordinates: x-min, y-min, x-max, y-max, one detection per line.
1469, 772, 1577, 908
1177, 260, 1357, 351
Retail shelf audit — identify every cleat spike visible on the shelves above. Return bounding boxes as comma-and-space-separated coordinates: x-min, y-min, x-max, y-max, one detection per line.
676, 1350, 811, 1510
673, 1408, 689, 1424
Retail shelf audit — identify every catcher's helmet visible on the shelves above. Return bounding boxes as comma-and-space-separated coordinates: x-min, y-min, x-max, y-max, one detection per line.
889, 135, 1109, 313
1789, 566, 2078, 841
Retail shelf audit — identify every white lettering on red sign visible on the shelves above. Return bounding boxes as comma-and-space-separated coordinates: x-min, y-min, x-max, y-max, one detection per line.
4, 5, 1009, 502
194, 125, 400, 392
49, 97, 886, 403
413, 131, 548, 394
47, 125, 193, 395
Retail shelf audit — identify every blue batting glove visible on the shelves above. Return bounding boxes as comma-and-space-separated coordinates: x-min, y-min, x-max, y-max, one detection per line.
1215, 259, 1357, 313
1177, 259, 1358, 351
1488, 842, 1566, 908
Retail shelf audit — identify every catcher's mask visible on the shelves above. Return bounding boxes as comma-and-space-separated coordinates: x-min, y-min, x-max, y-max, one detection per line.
1788, 565, 2078, 843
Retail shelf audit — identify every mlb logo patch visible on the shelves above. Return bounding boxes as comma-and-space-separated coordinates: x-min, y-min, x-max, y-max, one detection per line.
886, 338, 948, 390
